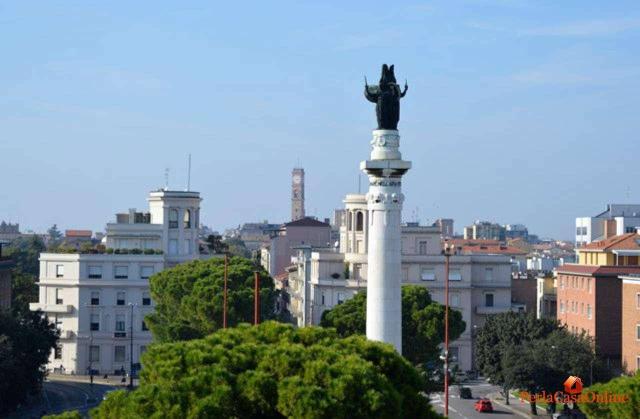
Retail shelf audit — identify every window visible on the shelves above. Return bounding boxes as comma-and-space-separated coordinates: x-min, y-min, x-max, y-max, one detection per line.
55, 264, 64, 278
142, 292, 151, 306
115, 314, 126, 332
485, 267, 494, 281
485, 293, 494, 307
580, 302, 584, 314
337, 292, 345, 305
627, 227, 636, 233
630, 256, 639, 265
184, 239, 192, 254
183, 209, 191, 228
347, 212, 352, 230
418, 241, 427, 255
114, 346, 125, 363
560, 301, 564, 313
116, 291, 126, 306
90, 314, 100, 331
637, 293, 640, 309
55, 288, 63, 305
54, 345, 62, 359
588, 278, 592, 293
356, 240, 364, 253
637, 356, 640, 371
141, 266, 154, 280
449, 269, 462, 281
587, 304, 592, 319
420, 268, 436, 281
88, 265, 102, 279
637, 324, 640, 340
353, 264, 362, 279
450, 293, 460, 307
169, 209, 179, 228
576, 227, 581, 235
90, 291, 100, 306
54, 314, 62, 329
356, 212, 364, 231
169, 239, 178, 255
321, 294, 325, 305
90, 345, 100, 362
142, 319, 149, 331
560, 278, 564, 289
114, 266, 128, 279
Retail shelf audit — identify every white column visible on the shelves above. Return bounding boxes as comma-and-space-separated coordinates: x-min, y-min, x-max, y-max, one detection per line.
361, 129, 411, 354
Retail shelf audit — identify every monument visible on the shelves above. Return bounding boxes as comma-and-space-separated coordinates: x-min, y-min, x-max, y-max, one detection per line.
361, 64, 411, 353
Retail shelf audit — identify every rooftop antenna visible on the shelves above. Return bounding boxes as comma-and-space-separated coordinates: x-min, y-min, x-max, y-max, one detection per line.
164, 168, 170, 191
186, 154, 192, 191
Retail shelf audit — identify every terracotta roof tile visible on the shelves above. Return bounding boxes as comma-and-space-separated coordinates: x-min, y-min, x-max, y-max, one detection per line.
582, 233, 640, 251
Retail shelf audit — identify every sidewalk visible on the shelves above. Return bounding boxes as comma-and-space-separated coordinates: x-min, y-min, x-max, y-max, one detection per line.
487, 391, 551, 418
47, 373, 138, 388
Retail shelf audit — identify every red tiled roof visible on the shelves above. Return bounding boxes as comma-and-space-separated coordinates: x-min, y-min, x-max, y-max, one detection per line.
65, 230, 92, 237
582, 233, 640, 251
448, 239, 501, 247
557, 264, 640, 277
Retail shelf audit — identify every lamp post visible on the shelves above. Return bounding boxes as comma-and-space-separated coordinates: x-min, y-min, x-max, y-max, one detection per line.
442, 242, 455, 418
223, 252, 228, 329
128, 302, 135, 389
254, 270, 260, 325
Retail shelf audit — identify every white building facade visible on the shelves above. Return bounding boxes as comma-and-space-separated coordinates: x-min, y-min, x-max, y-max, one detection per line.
576, 204, 640, 247
31, 190, 202, 375
286, 194, 514, 372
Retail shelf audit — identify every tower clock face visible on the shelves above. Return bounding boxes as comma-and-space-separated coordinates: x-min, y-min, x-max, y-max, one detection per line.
293, 174, 301, 184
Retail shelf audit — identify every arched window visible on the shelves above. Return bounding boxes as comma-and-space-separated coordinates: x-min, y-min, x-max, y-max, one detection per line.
356, 211, 364, 231
347, 211, 352, 230
183, 209, 191, 229
169, 209, 178, 229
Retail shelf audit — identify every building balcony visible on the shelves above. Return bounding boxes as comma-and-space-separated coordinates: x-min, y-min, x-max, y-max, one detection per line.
59, 330, 75, 339
30, 303, 74, 313
476, 305, 512, 315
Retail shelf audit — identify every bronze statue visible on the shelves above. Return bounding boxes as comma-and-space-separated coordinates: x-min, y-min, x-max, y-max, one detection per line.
364, 64, 408, 130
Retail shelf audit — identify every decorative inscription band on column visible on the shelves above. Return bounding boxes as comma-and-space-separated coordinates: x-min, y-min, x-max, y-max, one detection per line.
369, 180, 402, 187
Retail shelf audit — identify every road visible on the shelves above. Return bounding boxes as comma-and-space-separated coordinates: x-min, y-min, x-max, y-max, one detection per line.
429, 379, 549, 418
9, 379, 117, 418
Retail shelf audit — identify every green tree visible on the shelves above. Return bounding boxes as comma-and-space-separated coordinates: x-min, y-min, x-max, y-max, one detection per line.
4, 235, 46, 314
581, 371, 640, 418
43, 411, 83, 419
47, 224, 63, 247
145, 257, 287, 342
320, 286, 466, 367
91, 321, 441, 419
222, 237, 252, 258
0, 309, 59, 415
475, 312, 558, 405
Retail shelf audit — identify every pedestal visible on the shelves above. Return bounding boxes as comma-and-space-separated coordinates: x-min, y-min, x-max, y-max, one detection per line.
360, 129, 411, 353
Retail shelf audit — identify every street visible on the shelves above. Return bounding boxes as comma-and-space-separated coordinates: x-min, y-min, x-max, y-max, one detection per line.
429, 379, 549, 419
9, 378, 117, 418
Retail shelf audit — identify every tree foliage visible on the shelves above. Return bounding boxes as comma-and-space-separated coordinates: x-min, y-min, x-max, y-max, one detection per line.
320, 286, 466, 366
4, 235, 46, 314
146, 257, 287, 342
475, 312, 595, 406
0, 309, 59, 415
581, 371, 640, 418
223, 237, 252, 258
91, 321, 441, 419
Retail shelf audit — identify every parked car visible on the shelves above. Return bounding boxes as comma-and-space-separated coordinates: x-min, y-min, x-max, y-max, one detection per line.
474, 398, 493, 413
458, 386, 472, 399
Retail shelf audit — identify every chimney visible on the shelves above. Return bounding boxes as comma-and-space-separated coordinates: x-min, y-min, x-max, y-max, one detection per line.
604, 219, 617, 238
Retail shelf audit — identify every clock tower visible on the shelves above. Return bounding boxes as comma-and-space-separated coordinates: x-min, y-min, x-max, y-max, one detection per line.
291, 168, 305, 221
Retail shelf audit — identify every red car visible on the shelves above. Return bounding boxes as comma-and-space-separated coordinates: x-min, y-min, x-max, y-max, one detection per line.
474, 398, 493, 413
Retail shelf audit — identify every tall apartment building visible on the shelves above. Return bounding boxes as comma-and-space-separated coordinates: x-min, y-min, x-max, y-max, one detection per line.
285, 194, 514, 372
30, 189, 202, 375
621, 274, 640, 373
556, 232, 640, 366
575, 204, 640, 247
463, 221, 505, 241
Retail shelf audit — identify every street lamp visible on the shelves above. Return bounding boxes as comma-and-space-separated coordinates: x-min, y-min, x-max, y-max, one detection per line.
442, 241, 455, 418
128, 302, 136, 389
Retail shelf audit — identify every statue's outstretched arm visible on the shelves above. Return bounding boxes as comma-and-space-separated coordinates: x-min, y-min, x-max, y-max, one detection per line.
400, 80, 408, 98
364, 85, 378, 103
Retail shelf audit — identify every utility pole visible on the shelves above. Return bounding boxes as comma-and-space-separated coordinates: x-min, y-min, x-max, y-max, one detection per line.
254, 271, 260, 325
442, 242, 454, 418
223, 253, 228, 329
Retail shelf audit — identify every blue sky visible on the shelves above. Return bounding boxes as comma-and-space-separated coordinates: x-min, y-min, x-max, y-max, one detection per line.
1, 1, 639, 240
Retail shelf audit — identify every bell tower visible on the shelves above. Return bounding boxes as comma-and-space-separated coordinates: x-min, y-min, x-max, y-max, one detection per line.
291, 168, 305, 221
